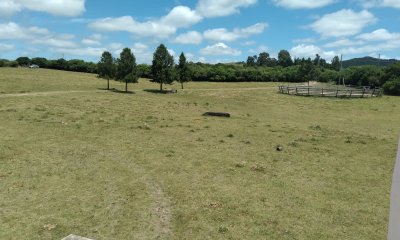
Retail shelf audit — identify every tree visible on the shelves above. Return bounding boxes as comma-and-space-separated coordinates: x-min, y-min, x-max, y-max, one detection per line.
151, 44, 175, 91
16, 57, 31, 66
331, 56, 341, 71
246, 56, 256, 67
278, 50, 293, 67
98, 51, 115, 90
116, 48, 138, 92
177, 52, 191, 89
257, 52, 269, 66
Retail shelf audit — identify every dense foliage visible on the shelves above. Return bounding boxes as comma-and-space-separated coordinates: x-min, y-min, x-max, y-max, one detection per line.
151, 44, 175, 91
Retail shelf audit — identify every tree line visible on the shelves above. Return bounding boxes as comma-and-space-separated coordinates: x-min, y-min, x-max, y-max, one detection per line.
1, 45, 399, 95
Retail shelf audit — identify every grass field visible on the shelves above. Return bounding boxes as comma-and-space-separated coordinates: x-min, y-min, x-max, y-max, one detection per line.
0, 67, 399, 239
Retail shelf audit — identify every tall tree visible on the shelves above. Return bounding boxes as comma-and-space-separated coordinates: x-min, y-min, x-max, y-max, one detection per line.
257, 52, 269, 66
246, 56, 256, 67
16, 57, 31, 66
177, 52, 190, 89
98, 51, 115, 90
278, 50, 293, 67
331, 56, 341, 71
151, 44, 175, 91
116, 48, 138, 92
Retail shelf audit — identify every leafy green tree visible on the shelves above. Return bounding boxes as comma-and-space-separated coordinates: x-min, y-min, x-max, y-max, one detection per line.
31, 57, 48, 68
246, 56, 256, 67
177, 52, 191, 89
151, 44, 175, 91
278, 50, 293, 67
16, 57, 31, 66
257, 52, 269, 66
331, 56, 341, 71
98, 51, 115, 90
383, 77, 400, 96
116, 48, 138, 92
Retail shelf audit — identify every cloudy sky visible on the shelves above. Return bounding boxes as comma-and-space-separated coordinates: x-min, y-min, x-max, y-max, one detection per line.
0, 0, 399, 63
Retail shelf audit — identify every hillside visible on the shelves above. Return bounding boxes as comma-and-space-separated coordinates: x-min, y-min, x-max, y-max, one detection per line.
343, 56, 399, 68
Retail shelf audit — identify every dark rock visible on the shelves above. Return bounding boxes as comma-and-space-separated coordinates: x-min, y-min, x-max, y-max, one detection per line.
203, 112, 231, 118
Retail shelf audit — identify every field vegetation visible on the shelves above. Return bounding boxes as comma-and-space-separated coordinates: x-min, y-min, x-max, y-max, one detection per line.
0, 67, 399, 239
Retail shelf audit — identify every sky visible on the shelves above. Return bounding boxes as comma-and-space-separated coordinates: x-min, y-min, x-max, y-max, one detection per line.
0, 0, 399, 64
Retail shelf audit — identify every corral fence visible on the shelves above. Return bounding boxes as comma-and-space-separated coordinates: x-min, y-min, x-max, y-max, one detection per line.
278, 85, 382, 98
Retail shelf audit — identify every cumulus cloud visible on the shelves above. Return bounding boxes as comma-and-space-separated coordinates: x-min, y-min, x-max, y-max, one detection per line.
291, 44, 337, 59
196, 0, 257, 18
310, 9, 376, 38
357, 28, 400, 41
89, 6, 202, 38
360, 0, 400, 8
0, 0, 86, 17
0, 43, 14, 51
203, 23, 267, 42
323, 39, 364, 48
82, 34, 103, 46
0, 22, 77, 48
200, 43, 242, 56
272, 0, 335, 9
174, 31, 203, 45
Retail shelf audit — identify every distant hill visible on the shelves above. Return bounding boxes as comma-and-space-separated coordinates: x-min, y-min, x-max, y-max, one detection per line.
342, 56, 399, 68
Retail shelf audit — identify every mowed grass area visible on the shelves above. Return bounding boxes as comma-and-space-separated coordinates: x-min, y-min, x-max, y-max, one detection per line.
0, 67, 399, 239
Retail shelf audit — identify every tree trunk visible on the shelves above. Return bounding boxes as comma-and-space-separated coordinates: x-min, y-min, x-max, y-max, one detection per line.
160, 82, 163, 92
125, 82, 128, 92
107, 79, 110, 90
181, 82, 184, 89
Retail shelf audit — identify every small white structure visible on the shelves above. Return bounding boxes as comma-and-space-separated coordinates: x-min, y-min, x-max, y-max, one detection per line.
29, 64, 39, 68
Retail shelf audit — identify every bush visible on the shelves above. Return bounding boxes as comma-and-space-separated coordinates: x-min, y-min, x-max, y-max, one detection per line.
383, 78, 400, 96
6, 61, 19, 67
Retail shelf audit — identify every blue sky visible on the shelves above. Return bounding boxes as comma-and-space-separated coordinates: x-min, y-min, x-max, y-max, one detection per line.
0, 0, 399, 63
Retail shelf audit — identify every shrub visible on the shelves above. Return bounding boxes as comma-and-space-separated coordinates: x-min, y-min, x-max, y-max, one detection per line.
383, 78, 400, 96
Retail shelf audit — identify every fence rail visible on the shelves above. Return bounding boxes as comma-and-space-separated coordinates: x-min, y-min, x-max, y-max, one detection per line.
278, 86, 382, 98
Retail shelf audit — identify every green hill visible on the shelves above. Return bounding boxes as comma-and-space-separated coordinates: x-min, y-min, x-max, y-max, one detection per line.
343, 56, 399, 68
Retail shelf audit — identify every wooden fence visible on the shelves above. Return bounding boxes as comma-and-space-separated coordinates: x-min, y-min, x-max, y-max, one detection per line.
278, 86, 382, 98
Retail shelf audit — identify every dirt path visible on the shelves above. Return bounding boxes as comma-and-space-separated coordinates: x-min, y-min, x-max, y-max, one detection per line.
0, 90, 101, 98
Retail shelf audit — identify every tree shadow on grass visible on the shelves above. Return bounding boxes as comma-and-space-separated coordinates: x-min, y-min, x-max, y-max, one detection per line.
98, 88, 135, 94
143, 89, 178, 94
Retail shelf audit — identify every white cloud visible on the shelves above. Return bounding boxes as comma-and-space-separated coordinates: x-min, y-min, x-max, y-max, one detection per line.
0, 0, 86, 17
200, 43, 241, 56
196, 0, 257, 18
203, 23, 267, 42
0, 22, 77, 48
310, 9, 376, 38
0, 43, 14, 51
82, 34, 103, 46
0, 0, 21, 17
323, 39, 364, 48
293, 38, 316, 44
51, 47, 105, 57
357, 28, 400, 41
89, 6, 202, 38
174, 31, 203, 45
360, 0, 400, 8
291, 44, 337, 59
272, 0, 335, 9
0, 22, 49, 39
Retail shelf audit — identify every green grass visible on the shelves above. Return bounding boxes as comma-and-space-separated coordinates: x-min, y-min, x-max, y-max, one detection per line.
0, 67, 399, 239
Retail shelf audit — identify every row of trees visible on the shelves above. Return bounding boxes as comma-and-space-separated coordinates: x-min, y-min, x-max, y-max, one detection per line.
0, 57, 97, 73
97, 44, 191, 92
1, 45, 399, 95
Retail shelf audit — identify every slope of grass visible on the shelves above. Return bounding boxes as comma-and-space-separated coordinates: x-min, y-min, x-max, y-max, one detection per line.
0, 68, 399, 239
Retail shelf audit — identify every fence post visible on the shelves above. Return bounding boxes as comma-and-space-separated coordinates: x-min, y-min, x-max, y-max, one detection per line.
362, 88, 366, 98
336, 89, 339, 98
321, 88, 324, 96
350, 90, 353, 97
